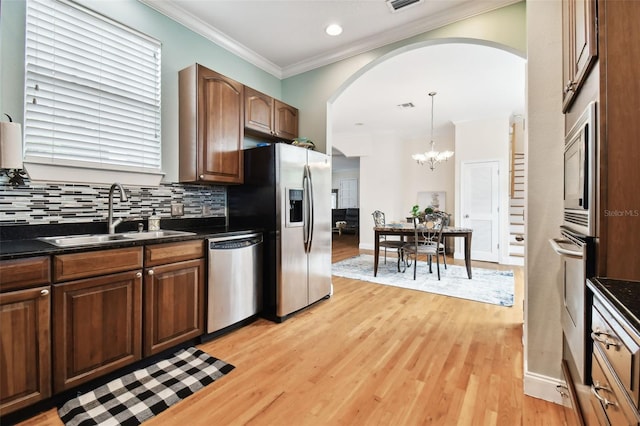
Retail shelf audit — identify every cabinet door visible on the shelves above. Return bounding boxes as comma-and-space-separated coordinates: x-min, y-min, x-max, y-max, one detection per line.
562, 0, 597, 112
143, 258, 204, 356
198, 66, 244, 183
245, 86, 274, 135
53, 271, 142, 393
0, 286, 51, 415
274, 99, 298, 140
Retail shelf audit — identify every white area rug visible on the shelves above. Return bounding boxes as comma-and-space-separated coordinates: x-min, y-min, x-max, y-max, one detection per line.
332, 254, 514, 307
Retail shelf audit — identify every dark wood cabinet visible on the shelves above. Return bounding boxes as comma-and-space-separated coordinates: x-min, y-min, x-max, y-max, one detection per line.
0, 256, 52, 416
562, 0, 598, 112
595, 0, 640, 281
52, 248, 143, 393
143, 241, 205, 356
564, 0, 640, 280
179, 63, 244, 184
0, 285, 51, 415
274, 99, 299, 141
245, 86, 298, 141
52, 270, 143, 393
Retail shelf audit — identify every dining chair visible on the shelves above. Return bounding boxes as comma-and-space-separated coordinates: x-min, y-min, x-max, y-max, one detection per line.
371, 210, 405, 271
432, 211, 451, 269
402, 216, 444, 280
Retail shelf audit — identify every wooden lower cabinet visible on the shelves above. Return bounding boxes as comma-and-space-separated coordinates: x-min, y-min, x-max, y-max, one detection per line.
0, 286, 51, 415
52, 270, 142, 393
143, 258, 205, 356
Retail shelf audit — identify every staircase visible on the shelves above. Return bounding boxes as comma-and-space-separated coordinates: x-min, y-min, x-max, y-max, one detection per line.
508, 151, 525, 265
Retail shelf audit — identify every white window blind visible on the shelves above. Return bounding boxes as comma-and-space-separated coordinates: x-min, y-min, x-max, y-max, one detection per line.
24, 0, 162, 175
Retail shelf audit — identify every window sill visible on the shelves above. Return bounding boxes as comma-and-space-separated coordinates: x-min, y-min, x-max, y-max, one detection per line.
24, 162, 164, 187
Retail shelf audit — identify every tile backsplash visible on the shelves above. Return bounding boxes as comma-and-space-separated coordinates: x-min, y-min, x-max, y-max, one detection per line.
0, 175, 226, 225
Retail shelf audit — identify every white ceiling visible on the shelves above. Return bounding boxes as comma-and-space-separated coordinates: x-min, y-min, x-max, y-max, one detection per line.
331, 42, 526, 141
140, 0, 520, 79
140, 0, 526, 159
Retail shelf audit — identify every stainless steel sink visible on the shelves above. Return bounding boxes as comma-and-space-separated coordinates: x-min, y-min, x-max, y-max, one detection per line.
39, 230, 196, 247
122, 230, 196, 240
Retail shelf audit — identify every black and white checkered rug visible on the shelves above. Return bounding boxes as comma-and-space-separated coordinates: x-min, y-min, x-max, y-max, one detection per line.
58, 347, 234, 426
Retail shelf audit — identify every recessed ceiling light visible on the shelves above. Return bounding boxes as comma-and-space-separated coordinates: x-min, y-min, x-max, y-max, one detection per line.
325, 24, 343, 36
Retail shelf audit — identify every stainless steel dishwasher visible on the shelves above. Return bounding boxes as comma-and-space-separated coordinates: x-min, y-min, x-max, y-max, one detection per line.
206, 232, 263, 334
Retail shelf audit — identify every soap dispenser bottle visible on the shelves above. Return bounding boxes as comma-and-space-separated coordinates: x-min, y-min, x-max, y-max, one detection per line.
148, 208, 160, 231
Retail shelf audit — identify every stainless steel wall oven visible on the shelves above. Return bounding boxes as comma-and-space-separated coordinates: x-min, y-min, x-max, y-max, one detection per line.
551, 101, 598, 422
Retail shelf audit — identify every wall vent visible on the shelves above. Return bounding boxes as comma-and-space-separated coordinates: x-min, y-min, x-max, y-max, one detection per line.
386, 0, 424, 13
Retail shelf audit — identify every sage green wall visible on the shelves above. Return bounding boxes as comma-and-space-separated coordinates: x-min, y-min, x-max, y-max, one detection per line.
281, 1, 526, 154
0, 0, 281, 182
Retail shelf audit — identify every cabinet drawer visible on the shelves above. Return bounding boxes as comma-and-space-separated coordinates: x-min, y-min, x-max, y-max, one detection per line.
144, 240, 204, 267
53, 247, 143, 282
0, 256, 50, 291
591, 346, 640, 425
592, 303, 640, 407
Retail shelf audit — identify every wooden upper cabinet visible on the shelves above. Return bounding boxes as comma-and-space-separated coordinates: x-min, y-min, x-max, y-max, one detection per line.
274, 99, 299, 141
245, 87, 275, 136
562, 0, 598, 112
244, 86, 298, 141
179, 64, 244, 184
596, 0, 640, 280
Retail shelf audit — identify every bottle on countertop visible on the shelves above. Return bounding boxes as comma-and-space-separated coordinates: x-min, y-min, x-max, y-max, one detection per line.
148, 208, 160, 231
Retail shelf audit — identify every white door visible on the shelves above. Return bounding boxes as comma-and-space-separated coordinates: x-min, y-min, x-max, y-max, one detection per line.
339, 178, 358, 208
461, 161, 500, 262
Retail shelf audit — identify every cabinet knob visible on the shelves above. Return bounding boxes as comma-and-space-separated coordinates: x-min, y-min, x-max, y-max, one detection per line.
136, 272, 142, 278
148, 270, 154, 276
199, 175, 204, 179
40, 289, 49, 296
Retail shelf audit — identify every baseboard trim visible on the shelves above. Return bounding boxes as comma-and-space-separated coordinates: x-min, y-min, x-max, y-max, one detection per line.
523, 370, 565, 406
503, 256, 525, 266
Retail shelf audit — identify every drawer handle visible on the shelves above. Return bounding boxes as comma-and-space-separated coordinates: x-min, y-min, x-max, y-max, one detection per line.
591, 382, 617, 408
591, 330, 621, 350
555, 385, 569, 398
40, 289, 49, 296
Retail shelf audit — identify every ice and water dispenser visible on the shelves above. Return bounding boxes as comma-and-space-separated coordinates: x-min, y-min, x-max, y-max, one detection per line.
288, 189, 303, 225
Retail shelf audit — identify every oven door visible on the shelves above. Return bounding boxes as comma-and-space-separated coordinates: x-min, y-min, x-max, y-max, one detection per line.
550, 227, 595, 384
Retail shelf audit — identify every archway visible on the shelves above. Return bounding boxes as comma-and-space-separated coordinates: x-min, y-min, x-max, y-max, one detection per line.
326, 38, 525, 262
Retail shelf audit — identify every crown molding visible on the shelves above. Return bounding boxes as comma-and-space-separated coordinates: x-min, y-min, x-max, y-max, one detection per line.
280, 0, 521, 78
138, 0, 284, 78
139, 0, 520, 80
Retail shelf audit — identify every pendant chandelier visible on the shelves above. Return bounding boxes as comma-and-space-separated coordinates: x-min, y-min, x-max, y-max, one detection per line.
412, 91, 454, 170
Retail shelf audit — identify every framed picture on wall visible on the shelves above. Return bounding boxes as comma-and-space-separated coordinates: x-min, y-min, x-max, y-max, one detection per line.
417, 191, 446, 211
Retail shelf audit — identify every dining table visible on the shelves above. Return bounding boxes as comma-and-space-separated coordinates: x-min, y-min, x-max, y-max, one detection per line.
373, 224, 473, 279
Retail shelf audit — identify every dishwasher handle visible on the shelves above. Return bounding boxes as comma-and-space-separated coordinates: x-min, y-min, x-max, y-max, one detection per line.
208, 233, 263, 250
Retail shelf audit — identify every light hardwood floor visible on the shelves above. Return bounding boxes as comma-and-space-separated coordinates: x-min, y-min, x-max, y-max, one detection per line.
17, 234, 568, 425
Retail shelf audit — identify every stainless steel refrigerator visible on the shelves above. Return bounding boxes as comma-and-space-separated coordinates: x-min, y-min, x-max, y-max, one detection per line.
228, 143, 332, 322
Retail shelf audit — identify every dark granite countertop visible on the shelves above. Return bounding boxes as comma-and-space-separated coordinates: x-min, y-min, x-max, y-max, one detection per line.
588, 277, 640, 333
0, 218, 261, 260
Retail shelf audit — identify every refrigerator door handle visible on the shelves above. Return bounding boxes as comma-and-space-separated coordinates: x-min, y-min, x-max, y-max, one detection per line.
307, 165, 315, 252
303, 166, 311, 252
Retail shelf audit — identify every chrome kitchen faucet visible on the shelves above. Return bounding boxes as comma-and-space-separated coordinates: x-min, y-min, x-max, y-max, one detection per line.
108, 183, 128, 234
